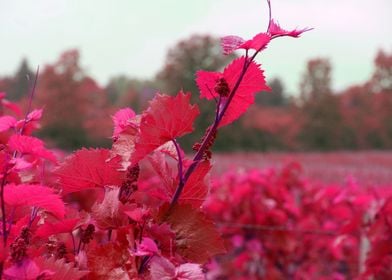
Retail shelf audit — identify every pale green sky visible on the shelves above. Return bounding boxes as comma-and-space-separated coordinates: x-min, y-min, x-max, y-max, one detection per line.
1, 0, 391, 94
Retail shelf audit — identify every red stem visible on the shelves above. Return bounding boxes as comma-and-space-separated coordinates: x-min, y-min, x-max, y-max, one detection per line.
170, 51, 258, 208
266, 0, 272, 32
0, 172, 8, 245
20, 66, 39, 135
172, 139, 184, 186
169, 0, 283, 209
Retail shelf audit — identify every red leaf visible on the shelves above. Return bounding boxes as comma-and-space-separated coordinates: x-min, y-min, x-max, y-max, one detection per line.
55, 148, 125, 194
221, 33, 270, 55
134, 237, 159, 256
148, 223, 176, 257
240, 32, 271, 51
147, 151, 176, 201
0, 115, 16, 132
159, 204, 226, 263
180, 160, 211, 208
196, 71, 221, 100
111, 121, 140, 170
35, 218, 80, 238
221, 57, 270, 126
147, 151, 209, 207
150, 256, 176, 280
1, 98, 22, 116
112, 108, 136, 138
91, 187, 128, 230
4, 259, 41, 280
268, 19, 312, 38
150, 256, 205, 280
26, 109, 43, 122
131, 91, 199, 164
8, 134, 57, 163
34, 256, 89, 280
4, 184, 65, 219
87, 242, 136, 279
124, 206, 149, 223
197, 56, 269, 126
221, 35, 246, 55
176, 263, 205, 280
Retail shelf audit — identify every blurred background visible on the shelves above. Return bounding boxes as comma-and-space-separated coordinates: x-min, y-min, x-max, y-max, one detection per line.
0, 0, 391, 151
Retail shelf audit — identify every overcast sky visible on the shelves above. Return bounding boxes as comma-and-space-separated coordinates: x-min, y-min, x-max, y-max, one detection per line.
1, 0, 391, 94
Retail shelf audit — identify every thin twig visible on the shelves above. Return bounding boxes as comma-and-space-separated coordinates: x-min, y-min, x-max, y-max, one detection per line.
172, 139, 184, 186
0, 173, 8, 245
266, 0, 272, 32
170, 52, 256, 208
170, 0, 283, 209
108, 228, 113, 242
20, 66, 39, 135
71, 233, 76, 255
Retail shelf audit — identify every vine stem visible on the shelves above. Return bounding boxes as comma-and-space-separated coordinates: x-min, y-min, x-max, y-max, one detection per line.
170, 50, 261, 208
0, 171, 8, 245
1, 67, 41, 244
266, 0, 272, 32
20, 66, 39, 135
0, 69, 40, 276
169, 0, 279, 209
172, 139, 184, 186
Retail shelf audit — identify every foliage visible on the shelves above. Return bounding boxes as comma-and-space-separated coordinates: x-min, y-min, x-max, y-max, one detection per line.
0, 1, 312, 278
157, 34, 238, 150
32, 50, 113, 149
1, 38, 392, 152
0, 0, 389, 279
204, 162, 392, 279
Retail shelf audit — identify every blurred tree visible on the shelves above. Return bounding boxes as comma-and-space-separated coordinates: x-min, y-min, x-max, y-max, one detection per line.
157, 34, 235, 95
106, 75, 132, 105
368, 49, 392, 148
339, 85, 377, 148
35, 50, 111, 149
5, 58, 34, 101
156, 34, 236, 150
369, 49, 392, 93
105, 76, 159, 113
330, 50, 392, 150
298, 58, 344, 150
300, 58, 332, 102
256, 77, 287, 107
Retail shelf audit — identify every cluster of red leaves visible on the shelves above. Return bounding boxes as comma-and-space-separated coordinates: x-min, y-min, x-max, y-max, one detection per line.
0, 21, 277, 274
0, 91, 227, 279
203, 162, 392, 279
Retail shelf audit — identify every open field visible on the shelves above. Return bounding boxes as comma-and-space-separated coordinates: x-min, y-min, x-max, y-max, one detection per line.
213, 151, 392, 187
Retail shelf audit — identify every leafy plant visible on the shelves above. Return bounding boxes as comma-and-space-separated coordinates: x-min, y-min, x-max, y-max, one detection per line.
14, 1, 392, 279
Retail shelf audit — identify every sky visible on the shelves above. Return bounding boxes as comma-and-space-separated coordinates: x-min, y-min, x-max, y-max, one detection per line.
1, 0, 391, 94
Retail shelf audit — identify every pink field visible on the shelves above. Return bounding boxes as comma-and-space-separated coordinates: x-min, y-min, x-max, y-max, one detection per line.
212, 151, 392, 187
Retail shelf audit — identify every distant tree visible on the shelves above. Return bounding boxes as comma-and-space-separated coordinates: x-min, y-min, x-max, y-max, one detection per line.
106, 76, 159, 113
256, 77, 287, 107
339, 85, 377, 148
334, 50, 392, 150
106, 75, 132, 105
156, 34, 237, 150
157, 34, 235, 95
300, 58, 332, 102
35, 50, 111, 149
368, 49, 392, 148
369, 49, 392, 93
298, 58, 343, 150
3, 58, 34, 101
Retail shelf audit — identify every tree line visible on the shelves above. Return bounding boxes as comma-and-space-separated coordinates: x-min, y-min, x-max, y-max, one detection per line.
0, 35, 391, 151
